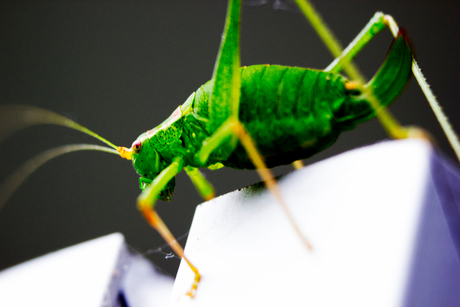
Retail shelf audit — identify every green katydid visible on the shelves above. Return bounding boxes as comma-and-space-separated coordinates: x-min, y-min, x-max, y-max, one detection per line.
0, 0, 460, 298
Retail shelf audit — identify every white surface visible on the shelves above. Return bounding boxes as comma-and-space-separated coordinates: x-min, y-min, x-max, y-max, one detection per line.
122, 254, 174, 307
1, 140, 452, 306
0, 233, 125, 307
171, 140, 434, 306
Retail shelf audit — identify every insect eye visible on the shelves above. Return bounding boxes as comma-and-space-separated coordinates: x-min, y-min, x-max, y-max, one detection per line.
132, 140, 142, 153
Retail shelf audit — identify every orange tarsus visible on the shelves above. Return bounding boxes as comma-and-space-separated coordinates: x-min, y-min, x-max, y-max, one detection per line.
204, 192, 216, 201
140, 207, 201, 298
292, 160, 305, 170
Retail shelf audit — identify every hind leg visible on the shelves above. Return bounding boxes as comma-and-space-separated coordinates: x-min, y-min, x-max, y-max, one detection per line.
295, 0, 460, 161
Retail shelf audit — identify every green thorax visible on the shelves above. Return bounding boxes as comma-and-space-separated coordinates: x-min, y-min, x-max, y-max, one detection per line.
131, 105, 188, 179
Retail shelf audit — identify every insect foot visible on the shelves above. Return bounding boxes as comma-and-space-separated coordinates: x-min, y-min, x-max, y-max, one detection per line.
140, 207, 201, 298
406, 126, 436, 144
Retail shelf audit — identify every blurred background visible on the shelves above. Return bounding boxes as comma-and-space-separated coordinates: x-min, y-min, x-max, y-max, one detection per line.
0, 0, 459, 277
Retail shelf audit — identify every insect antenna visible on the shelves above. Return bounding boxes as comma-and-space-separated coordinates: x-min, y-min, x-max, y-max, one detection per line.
0, 105, 123, 212
0, 105, 119, 150
0, 144, 118, 213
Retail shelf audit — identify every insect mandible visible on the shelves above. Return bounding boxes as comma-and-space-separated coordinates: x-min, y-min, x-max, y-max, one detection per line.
0, 0, 458, 298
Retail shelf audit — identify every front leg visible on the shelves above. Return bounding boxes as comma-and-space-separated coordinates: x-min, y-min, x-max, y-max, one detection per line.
138, 177, 152, 191
136, 157, 201, 298
137, 156, 183, 210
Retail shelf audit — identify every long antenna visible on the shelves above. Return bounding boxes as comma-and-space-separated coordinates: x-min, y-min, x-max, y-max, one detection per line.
0, 144, 119, 213
0, 105, 125, 213
0, 105, 119, 150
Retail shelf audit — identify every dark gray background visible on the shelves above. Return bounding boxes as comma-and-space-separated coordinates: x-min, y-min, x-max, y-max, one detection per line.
0, 0, 459, 277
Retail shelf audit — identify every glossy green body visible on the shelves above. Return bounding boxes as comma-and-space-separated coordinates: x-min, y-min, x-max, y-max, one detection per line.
195, 65, 350, 169
132, 29, 412, 184
128, 0, 413, 202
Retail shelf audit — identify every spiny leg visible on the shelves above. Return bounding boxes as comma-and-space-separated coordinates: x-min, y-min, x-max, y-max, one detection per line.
203, 0, 313, 250
294, 0, 409, 140
195, 119, 313, 250
291, 12, 394, 169
384, 15, 460, 162
324, 12, 387, 74
325, 12, 449, 146
140, 208, 200, 298
295, 0, 460, 162
136, 157, 201, 298
231, 121, 313, 250
291, 12, 390, 169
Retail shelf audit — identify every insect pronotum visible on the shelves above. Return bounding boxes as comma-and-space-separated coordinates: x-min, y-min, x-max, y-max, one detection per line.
0, 0, 458, 293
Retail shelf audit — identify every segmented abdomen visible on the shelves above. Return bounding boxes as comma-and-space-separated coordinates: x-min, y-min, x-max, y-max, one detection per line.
225, 65, 348, 169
